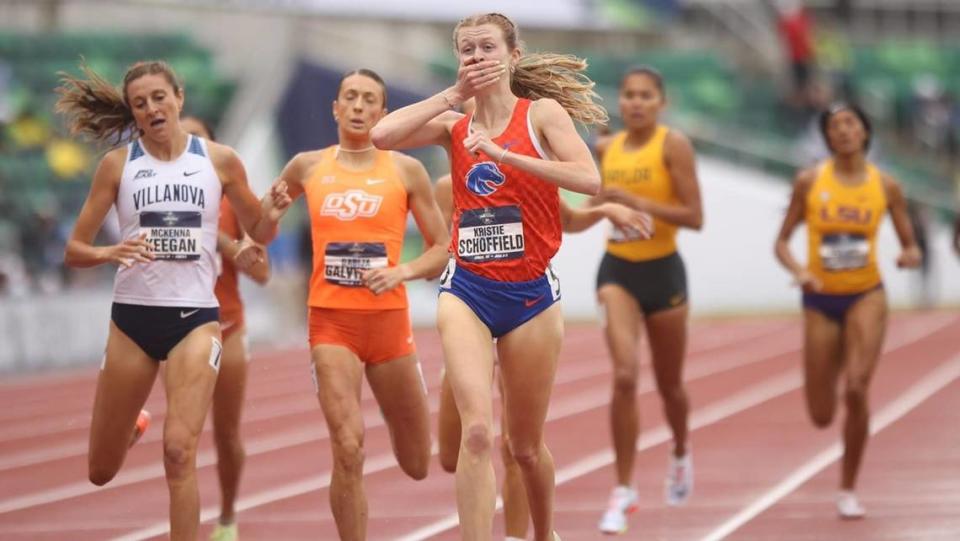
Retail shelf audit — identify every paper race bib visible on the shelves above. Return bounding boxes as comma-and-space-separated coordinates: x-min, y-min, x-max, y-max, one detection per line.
139, 211, 202, 261
820, 233, 869, 271
457, 206, 524, 263
609, 222, 652, 243
324, 242, 388, 286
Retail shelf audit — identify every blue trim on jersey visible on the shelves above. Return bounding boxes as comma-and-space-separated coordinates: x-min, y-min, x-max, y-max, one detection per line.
129, 140, 145, 161
438, 262, 560, 338
188, 135, 205, 157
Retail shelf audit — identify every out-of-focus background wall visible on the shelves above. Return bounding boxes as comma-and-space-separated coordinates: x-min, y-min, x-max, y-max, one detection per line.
1, 0, 958, 371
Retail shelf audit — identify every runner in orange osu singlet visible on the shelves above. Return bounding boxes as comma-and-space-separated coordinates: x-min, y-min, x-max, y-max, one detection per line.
181, 116, 270, 541
263, 68, 450, 540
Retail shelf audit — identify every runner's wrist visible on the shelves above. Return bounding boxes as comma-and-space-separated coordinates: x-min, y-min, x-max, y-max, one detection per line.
440, 88, 463, 110
497, 146, 510, 165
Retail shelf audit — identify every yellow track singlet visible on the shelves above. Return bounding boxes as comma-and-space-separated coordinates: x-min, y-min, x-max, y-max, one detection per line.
805, 160, 887, 294
601, 126, 678, 261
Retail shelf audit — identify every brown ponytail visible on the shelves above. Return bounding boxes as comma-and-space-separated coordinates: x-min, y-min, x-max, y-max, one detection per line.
55, 60, 182, 144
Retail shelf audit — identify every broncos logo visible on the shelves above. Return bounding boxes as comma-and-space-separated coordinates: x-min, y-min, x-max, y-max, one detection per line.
466, 161, 506, 196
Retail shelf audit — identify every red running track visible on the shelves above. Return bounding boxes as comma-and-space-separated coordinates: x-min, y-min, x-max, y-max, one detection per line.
0, 312, 957, 540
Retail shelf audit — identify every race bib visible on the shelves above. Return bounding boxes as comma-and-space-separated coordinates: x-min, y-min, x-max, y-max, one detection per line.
324, 242, 388, 286
820, 233, 869, 271
139, 211, 202, 261
609, 223, 652, 243
457, 206, 524, 263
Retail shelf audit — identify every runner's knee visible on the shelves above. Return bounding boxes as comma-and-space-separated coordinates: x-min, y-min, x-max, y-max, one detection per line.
163, 428, 199, 482
509, 442, 542, 471
331, 434, 365, 477
463, 422, 493, 456
612, 370, 638, 395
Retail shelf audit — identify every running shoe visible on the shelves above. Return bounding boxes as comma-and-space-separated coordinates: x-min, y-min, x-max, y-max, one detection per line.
209, 522, 238, 541
836, 490, 866, 519
598, 485, 638, 534
129, 409, 151, 448
665, 451, 693, 506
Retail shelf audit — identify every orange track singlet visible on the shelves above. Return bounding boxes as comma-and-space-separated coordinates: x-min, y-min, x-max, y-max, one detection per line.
303, 147, 409, 310
214, 198, 243, 322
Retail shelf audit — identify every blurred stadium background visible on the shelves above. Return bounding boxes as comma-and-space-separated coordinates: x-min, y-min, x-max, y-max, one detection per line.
1, 0, 959, 372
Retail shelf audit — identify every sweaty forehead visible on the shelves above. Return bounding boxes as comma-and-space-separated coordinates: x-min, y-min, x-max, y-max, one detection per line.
458, 24, 501, 44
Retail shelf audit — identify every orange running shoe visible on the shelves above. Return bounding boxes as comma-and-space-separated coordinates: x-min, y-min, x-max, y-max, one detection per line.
129, 409, 151, 448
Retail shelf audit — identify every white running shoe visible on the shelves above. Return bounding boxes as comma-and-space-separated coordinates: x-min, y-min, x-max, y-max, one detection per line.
836, 490, 866, 519
598, 485, 638, 535
665, 451, 693, 506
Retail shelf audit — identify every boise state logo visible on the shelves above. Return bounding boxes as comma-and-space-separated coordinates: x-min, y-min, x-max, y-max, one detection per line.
466, 161, 506, 196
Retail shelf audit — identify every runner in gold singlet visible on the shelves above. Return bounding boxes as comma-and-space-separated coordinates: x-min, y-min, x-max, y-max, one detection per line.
775, 103, 921, 519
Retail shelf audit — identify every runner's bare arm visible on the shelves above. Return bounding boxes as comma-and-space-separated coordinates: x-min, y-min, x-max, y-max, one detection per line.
363, 156, 450, 294
598, 131, 702, 230
65, 149, 154, 268
465, 98, 600, 195
883, 174, 921, 268
775, 169, 819, 289
214, 143, 288, 245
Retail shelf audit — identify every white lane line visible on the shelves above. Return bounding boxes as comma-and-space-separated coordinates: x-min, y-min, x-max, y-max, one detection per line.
0, 319, 795, 480
22, 314, 955, 539
108, 330, 807, 541
0, 350, 615, 473
396, 370, 804, 541
699, 353, 960, 541
0, 320, 771, 442
390, 315, 960, 540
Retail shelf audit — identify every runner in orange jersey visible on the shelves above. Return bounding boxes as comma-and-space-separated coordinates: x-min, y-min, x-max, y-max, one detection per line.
372, 12, 618, 537
433, 169, 650, 541
264, 69, 450, 540
181, 116, 270, 541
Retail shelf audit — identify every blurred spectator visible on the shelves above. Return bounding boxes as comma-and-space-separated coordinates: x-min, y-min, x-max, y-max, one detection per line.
0, 211, 29, 297
834, 0, 852, 24
45, 138, 91, 179
907, 200, 933, 308
813, 22, 853, 101
7, 107, 50, 150
0, 62, 12, 125
907, 76, 954, 155
19, 203, 67, 293
953, 212, 960, 258
774, 0, 816, 107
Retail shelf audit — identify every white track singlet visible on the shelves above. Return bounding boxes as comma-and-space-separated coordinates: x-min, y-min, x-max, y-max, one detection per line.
113, 135, 222, 307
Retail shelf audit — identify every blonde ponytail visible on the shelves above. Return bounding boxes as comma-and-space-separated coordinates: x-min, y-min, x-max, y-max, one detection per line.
512, 53, 608, 126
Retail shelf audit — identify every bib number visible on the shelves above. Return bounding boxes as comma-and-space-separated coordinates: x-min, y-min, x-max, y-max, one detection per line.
820, 233, 868, 271
457, 206, 524, 263
139, 211, 202, 261
324, 242, 388, 286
